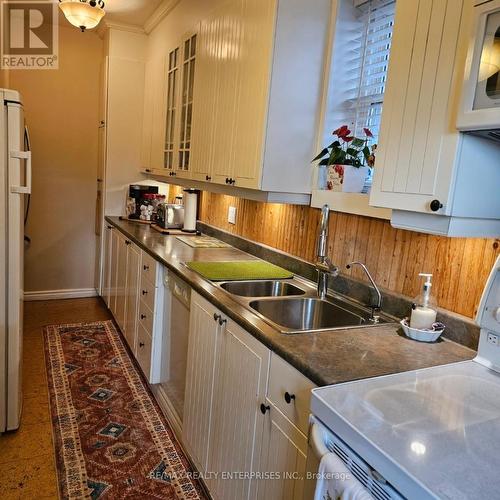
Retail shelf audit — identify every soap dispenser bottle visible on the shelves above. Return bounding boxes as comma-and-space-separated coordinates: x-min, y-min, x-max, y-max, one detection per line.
410, 273, 437, 330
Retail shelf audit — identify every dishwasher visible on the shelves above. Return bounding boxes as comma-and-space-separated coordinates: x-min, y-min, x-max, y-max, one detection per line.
158, 271, 191, 429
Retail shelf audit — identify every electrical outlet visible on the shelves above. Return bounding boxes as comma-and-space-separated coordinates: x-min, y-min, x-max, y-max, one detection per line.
228, 206, 237, 225
487, 332, 499, 346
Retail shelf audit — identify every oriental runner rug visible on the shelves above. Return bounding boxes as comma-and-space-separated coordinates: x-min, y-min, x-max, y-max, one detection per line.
43, 320, 207, 500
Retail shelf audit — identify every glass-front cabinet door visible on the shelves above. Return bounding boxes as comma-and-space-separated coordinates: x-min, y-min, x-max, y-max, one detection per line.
163, 33, 197, 179
164, 47, 179, 173
177, 34, 197, 176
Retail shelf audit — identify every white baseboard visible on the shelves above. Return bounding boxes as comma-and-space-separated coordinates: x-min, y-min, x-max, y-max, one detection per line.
24, 288, 98, 301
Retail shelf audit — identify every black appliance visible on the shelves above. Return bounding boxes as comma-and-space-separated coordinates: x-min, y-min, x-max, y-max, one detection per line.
128, 184, 159, 219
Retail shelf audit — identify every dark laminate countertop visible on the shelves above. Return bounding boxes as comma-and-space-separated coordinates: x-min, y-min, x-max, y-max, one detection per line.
106, 216, 475, 387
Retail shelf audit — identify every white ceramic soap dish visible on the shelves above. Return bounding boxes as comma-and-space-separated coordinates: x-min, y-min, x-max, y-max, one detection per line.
400, 318, 445, 343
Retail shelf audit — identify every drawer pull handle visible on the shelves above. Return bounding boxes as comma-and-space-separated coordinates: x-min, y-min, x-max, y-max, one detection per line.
260, 403, 270, 415
214, 313, 221, 322
142, 290, 148, 295
284, 392, 296, 404
139, 342, 145, 348
140, 314, 146, 320
143, 265, 149, 271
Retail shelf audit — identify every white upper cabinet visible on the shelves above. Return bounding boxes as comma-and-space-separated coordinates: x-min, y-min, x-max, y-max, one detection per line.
163, 46, 180, 174
177, 34, 197, 178
141, 32, 197, 180
369, 0, 500, 236
188, 0, 331, 195
370, 0, 466, 213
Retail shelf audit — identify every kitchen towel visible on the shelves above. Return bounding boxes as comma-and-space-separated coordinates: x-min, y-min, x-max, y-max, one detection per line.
314, 453, 374, 500
185, 260, 293, 281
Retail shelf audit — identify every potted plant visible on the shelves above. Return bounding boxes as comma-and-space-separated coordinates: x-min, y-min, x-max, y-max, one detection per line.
313, 125, 376, 193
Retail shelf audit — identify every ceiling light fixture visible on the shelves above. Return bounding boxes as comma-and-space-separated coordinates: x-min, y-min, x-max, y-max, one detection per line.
59, 0, 106, 32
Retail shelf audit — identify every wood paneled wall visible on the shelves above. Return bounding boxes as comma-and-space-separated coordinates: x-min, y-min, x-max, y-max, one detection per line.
169, 186, 499, 319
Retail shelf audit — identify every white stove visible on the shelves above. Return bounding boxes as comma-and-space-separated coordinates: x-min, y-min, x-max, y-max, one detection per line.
310, 256, 500, 500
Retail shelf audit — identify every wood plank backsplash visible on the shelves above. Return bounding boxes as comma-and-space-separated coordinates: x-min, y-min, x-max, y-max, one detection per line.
169, 186, 499, 319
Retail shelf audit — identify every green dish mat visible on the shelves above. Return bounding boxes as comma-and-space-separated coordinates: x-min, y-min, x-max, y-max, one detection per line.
186, 260, 293, 281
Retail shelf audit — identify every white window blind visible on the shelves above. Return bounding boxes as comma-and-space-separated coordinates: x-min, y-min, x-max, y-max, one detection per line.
344, 0, 396, 141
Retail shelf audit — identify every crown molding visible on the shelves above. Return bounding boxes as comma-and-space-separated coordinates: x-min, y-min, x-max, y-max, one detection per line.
144, 0, 181, 34
97, 19, 146, 37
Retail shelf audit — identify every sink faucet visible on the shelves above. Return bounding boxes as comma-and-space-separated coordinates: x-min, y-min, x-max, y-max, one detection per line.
346, 261, 382, 322
316, 204, 339, 299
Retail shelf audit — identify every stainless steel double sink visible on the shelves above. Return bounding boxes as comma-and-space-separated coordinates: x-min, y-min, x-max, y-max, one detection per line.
216, 277, 394, 334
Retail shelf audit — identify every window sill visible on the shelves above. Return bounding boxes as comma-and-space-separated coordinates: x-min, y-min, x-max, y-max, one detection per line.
310, 190, 391, 219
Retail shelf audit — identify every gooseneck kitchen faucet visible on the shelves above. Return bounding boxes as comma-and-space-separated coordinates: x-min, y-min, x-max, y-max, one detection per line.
346, 261, 382, 322
316, 204, 339, 300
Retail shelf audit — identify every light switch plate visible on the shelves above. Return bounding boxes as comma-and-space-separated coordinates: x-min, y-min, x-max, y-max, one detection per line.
228, 206, 237, 225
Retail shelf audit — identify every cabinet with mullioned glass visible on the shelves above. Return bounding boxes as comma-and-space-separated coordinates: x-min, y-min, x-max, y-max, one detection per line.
163, 34, 197, 180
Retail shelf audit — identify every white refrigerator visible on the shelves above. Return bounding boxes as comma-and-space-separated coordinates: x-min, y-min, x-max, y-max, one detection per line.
0, 89, 31, 432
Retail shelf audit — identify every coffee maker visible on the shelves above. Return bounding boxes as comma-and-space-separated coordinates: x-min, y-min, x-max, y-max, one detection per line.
128, 185, 159, 219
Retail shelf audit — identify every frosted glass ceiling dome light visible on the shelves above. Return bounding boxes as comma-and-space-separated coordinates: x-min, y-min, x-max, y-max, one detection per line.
59, 0, 106, 32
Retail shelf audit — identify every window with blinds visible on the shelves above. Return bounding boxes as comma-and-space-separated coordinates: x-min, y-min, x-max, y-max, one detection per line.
350, 0, 395, 140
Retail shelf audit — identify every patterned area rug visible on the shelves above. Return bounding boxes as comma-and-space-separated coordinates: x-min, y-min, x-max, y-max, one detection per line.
43, 320, 207, 500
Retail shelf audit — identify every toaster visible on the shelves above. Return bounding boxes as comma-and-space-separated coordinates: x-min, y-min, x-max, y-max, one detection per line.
157, 203, 185, 229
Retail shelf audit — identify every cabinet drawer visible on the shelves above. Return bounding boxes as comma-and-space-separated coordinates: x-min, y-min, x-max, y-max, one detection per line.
138, 300, 154, 336
136, 323, 152, 379
139, 275, 156, 312
141, 251, 158, 286
267, 354, 315, 435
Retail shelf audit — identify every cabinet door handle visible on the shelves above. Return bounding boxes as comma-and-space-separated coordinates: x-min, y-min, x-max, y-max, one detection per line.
143, 265, 149, 271
125, 240, 131, 245
107, 225, 113, 230
430, 199, 443, 212
284, 392, 296, 404
225, 177, 230, 184
218, 317, 227, 326
139, 342, 145, 348
231, 179, 236, 185
205, 175, 211, 181
142, 290, 148, 295
140, 314, 146, 320
145, 168, 151, 173
213, 313, 221, 322
260, 403, 270, 415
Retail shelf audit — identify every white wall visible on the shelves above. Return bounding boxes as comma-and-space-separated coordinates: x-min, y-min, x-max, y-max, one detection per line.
104, 28, 169, 215
8, 25, 103, 295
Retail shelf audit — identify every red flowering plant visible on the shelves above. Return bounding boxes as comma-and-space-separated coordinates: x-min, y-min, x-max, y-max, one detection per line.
312, 125, 376, 168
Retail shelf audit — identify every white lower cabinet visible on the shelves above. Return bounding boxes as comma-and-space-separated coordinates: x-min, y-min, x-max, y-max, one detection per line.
113, 230, 128, 331
208, 318, 270, 500
108, 227, 120, 316
123, 242, 141, 351
136, 323, 153, 377
102, 224, 114, 307
183, 291, 314, 500
257, 353, 315, 500
182, 292, 221, 474
257, 403, 308, 500
102, 228, 164, 384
